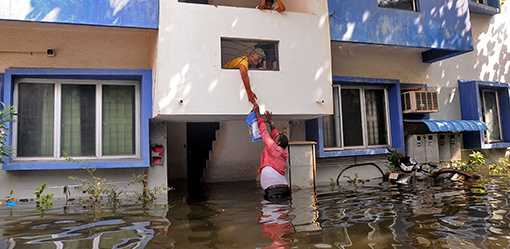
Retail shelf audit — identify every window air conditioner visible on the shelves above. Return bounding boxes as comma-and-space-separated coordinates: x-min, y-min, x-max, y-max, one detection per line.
402, 91, 439, 114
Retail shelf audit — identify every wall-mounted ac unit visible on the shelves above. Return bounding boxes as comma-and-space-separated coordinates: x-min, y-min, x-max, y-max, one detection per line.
402, 91, 439, 114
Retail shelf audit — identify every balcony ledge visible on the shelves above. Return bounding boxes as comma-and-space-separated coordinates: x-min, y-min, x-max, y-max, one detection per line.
469, 1, 500, 15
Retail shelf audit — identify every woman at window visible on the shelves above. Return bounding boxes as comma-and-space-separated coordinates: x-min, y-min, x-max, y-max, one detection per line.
257, 0, 286, 12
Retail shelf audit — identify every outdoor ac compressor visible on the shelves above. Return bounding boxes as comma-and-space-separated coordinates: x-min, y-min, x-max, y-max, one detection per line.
406, 134, 439, 163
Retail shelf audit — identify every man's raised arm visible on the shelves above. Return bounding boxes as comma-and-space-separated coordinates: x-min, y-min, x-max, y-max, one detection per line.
240, 65, 258, 104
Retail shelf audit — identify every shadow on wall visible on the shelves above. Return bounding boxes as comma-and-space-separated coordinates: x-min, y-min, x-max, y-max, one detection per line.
329, 0, 472, 51
24, 0, 158, 27
424, 4, 510, 120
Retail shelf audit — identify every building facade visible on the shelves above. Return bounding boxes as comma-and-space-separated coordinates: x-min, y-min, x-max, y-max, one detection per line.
0, 0, 509, 198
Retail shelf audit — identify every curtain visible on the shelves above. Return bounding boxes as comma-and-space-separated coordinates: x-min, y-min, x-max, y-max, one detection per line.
17, 83, 54, 157
365, 89, 388, 146
341, 89, 364, 147
323, 87, 341, 148
61, 85, 96, 157
102, 85, 136, 156
483, 91, 501, 142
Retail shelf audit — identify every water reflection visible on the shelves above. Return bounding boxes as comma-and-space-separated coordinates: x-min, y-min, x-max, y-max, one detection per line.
1, 179, 510, 248
259, 200, 294, 249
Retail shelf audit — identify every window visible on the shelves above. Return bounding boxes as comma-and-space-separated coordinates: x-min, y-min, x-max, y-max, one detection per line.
221, 37, 279, 71
322, 86, 390, 149
378, 0, 419, 11
481, 90, 502, 143
13, 79, 140, 160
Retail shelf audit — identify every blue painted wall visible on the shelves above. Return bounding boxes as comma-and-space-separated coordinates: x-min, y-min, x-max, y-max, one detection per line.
459, 80, 510, 149
0, 0, 158, 29
328, 0, 473, 61
2, 68, 152, 171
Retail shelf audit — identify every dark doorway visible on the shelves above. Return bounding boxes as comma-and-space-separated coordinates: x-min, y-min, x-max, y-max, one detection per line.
186, 122, 220, 200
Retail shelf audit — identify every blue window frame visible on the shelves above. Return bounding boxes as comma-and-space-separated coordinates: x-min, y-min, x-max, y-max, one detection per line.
306, 76, 404, 158
459, 80, 510, 149
2, 68, 152, 171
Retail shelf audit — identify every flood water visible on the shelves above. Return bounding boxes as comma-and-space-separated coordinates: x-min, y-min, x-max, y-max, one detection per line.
2, 178, 510, 249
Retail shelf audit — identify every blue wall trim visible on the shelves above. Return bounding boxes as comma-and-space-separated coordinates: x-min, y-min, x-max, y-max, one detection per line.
0, 0, 159, 29
2, 68, 152, 171
3, 160, 149, 171
459, 80, 510, 149
307, 76, 405, 158
328, 0, 473, 59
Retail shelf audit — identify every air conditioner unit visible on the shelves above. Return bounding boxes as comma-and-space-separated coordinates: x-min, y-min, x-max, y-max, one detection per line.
402, 91, 439, 114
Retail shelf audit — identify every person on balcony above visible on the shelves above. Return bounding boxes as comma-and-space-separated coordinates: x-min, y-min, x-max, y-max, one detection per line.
224, 48, 266, 105
257, 0, 286, 12
252, 104, 290, 202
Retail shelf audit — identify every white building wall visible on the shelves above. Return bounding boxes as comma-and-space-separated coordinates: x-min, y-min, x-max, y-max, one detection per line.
154, 0, 332, 119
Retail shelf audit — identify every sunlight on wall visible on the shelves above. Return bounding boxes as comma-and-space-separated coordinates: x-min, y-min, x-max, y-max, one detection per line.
109, 0, 130, 16
475, 4, 510, 82
41, 7, 60, 22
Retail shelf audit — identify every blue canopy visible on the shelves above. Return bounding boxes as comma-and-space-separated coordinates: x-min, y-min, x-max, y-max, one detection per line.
405, 120, 488, 133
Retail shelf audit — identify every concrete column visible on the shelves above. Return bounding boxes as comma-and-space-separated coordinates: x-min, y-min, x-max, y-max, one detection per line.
287, 141, 317, 190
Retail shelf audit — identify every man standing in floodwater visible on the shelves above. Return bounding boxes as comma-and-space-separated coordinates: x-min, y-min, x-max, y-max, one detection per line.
253, 104, 290, 202
223, 48, 266, 105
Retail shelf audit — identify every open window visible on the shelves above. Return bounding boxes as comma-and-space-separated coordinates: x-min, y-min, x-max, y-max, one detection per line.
378, 0, 420, 12
221, 37, 280, 71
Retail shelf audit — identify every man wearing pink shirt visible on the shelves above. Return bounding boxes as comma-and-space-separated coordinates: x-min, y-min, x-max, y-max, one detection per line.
253, 104, 290, 201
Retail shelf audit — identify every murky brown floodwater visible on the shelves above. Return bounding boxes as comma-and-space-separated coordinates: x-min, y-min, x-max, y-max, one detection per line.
1, 178, 510, 249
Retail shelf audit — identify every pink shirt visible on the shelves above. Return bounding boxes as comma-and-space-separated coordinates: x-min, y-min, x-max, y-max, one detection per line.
257, 116, 289, 176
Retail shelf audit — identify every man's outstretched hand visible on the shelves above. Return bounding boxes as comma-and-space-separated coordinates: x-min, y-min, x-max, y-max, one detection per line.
248, 91, 258, 105
253, 103, 261, 117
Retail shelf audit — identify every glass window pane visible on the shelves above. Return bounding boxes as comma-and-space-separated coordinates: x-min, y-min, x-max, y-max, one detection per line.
365, 89, 388, 146
17, 83, 54, 157
482, 91, 501, 142
378, 0, 417, 11
323, 87, 341, 148
341, 89, 364, 147
102, 85, 136, 156
61, 85, 96, 157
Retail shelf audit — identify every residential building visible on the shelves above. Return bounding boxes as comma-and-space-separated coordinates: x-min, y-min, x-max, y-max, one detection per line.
0, 0, 509, 198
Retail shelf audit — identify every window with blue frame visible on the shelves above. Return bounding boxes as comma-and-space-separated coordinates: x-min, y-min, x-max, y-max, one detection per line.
14, 78, 140, 161
459, 80, 510, 149
480, 89, 503, 143
322, 86, 391, 150
378, 0, 419, 12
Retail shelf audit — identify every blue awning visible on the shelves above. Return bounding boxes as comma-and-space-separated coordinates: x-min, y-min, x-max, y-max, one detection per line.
405, 120, 488, 133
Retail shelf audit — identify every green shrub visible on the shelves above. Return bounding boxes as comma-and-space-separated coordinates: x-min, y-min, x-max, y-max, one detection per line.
34, 184, 54, 213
